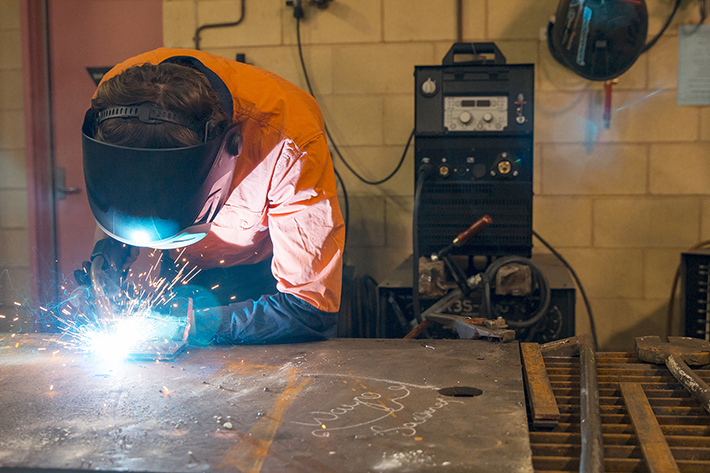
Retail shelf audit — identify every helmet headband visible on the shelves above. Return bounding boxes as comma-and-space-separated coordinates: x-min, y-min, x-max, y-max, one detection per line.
82, 109, 241, 249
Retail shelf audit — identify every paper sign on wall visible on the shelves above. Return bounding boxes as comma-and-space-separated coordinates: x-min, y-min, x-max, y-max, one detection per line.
678, 24, 710, 106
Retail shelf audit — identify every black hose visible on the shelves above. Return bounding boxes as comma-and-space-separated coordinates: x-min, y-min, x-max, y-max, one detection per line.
483, 256, 551, 329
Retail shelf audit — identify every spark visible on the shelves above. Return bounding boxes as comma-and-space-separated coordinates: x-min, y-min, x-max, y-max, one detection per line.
13, 302, 21, 306
51, 252, 201, 363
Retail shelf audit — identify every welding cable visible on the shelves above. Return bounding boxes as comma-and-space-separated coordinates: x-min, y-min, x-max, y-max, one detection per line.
533, 230, 599, 351
296, 16, 413, 186
642, 0, 681, 53
482, 256, 551, 329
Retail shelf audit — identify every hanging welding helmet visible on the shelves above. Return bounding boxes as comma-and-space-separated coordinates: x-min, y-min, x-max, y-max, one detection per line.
548, 0, 648, 81
82, 103, 242, 250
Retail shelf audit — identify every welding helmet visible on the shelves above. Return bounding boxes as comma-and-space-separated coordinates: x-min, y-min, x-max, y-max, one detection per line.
548, 0, 648, 81
82, 103, 242, 250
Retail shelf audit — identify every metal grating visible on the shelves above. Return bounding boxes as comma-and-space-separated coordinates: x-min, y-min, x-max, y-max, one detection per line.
526, 347, 710, 472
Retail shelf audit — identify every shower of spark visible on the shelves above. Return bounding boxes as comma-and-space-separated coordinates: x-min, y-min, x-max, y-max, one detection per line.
52, 249, 201, 362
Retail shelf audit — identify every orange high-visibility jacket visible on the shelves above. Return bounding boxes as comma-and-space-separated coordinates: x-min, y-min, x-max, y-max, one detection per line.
100, 48, 345, 314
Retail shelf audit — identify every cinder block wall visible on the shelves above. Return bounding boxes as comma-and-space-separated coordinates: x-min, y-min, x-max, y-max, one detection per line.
164, 0, 709, 350
0, 0, 30, 319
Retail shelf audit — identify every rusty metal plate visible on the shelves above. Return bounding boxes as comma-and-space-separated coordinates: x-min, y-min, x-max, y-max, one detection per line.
0, 335, 532, 472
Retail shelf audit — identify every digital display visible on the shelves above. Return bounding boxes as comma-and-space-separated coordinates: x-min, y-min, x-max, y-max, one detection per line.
460, 99, 493, 107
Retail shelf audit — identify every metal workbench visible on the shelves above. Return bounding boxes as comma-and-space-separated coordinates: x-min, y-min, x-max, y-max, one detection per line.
0, 335, 532, 472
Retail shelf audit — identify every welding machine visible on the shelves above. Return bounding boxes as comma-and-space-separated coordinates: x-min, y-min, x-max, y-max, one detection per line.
414, 43, 534, 258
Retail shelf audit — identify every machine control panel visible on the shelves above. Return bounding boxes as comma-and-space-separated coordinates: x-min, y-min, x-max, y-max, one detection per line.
444, 96, 508, 132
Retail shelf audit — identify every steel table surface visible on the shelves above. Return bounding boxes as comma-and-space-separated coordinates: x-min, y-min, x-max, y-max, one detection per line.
0, 334, 532, 472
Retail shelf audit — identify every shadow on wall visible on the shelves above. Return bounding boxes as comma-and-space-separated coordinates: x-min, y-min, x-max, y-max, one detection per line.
604, 303, 667, 352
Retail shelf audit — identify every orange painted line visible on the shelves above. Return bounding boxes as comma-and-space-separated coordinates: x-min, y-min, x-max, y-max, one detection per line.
217, 368, 311, 473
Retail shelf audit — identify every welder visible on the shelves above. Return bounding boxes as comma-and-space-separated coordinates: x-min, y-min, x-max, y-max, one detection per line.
78, 48, 344, 345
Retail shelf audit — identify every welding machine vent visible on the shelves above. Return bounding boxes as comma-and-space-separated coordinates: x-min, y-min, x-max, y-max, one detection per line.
680, 249, 710, 340
414, 43, 534, 257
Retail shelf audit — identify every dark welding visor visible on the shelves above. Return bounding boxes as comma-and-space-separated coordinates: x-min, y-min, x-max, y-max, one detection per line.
82, 109, 241, 249
548, 0, 648, 81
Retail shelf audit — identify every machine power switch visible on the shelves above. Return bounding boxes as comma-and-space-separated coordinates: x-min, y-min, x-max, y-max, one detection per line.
421, 78, 437, 96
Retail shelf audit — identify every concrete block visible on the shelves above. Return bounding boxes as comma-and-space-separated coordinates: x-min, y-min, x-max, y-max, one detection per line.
344, 246, 411, 282
558, 248, 644, 298
210, 45, 333, 95
700, 198, 710, 241
0, 189, 28, 228
579, 297, 667, 351
333, 43, 435, 95
0, 228, 29, 267
542, 144, 647, 195
197, 0, 281, 48
615, 52, 649, 91
163, 0, 196, 49
488, 0, 559, 40
384, 0, 457, 42
0, 69, 23, 110
0, 30, 21, 69
701, 107, 710, 141
333, 145, 414, 197
0, 111, 25, 149
647, 0, 702, 37
594, 197, 700, 248
537, 89, 697, 144
598, 90, 698, 143
0, 149, 26, 189
317, 95, 383, 146
461, 0, 487, 40
283, 0, 382, 46
533, 143, 542, 195
532, 196, 592, 247
495, 40, 538, 65
535, 90, 598, 143
650, 144, 710, 195
0, 268, 31, 304
346, 196, 386, 248
385, 196, 413, 250
648, 35, 677, 90
384, 95, 415, 146
644, 248, 685, 299
0, 0, 20, 31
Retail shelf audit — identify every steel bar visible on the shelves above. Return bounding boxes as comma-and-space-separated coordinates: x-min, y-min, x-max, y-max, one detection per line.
620, 382, 680, 473
521, 342, 560, 428
665, 354, 710, 414
578, 333, 604, 473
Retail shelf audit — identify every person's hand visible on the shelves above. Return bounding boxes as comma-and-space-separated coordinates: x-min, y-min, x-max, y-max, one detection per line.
74, 237, 138, 284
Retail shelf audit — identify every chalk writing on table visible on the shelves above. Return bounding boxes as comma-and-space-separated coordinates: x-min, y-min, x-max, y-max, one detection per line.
289, 376, 464, 438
